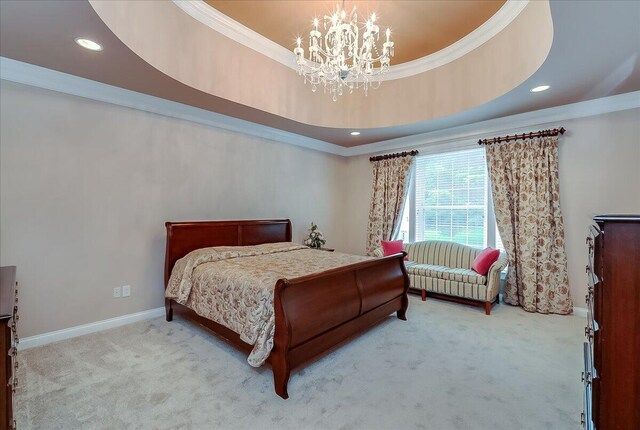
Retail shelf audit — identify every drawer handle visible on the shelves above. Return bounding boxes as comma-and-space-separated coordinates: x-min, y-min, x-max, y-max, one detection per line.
581, 371, 592, 384
581, 411, 585, 426
584, 327, 594, 341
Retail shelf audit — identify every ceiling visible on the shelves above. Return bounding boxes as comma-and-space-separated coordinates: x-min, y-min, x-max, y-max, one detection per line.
205, 0, 506, 65
0, 0, 639, 149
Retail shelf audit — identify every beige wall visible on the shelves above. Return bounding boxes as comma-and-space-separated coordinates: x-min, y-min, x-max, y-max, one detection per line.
558, 109, 640, 308
0, 81, 347, 337
341, 109, 640, 309
1, 81, 638, 339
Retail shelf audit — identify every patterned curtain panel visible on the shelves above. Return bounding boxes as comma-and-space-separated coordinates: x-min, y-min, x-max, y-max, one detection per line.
485, 136, 573, 314
366, 156, 415, 256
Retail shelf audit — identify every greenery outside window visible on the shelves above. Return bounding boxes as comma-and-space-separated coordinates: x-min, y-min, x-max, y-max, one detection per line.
398, 147, 504, 251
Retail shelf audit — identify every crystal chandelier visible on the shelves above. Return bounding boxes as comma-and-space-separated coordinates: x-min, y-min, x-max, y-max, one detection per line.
293, 2, 394, 101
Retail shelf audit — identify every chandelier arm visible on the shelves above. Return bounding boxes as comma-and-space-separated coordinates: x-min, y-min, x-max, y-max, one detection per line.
293, 2, 392, 99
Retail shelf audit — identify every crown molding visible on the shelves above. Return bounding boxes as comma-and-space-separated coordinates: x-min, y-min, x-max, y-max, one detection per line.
0, 57, 348, 156
343, 91, 640, 157
2, 57, 638, 159
172, 0, 528, 82
377, 0, 529, 81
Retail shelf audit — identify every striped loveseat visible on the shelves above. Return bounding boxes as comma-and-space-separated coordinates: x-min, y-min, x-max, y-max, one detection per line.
377, 241, 508, 315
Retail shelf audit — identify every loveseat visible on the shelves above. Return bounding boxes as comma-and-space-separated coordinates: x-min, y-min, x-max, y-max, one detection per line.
376, 241, 508, 315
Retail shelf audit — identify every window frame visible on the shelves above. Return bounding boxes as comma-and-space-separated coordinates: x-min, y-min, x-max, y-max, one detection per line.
403, 148, 501, 250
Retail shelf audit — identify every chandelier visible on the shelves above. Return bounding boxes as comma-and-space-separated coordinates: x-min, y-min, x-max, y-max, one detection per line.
293, 2, 394, 100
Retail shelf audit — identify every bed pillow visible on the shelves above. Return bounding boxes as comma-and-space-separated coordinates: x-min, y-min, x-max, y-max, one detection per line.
381, 240, 408, 260
472, 247, 501, 275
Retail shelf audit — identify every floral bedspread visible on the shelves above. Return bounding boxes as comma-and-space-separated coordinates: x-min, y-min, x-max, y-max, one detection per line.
165, 242, 370, 366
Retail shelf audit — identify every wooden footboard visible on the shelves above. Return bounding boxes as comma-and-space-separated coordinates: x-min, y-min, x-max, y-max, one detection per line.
164, 219, 410, 399
271, 253, 409, 398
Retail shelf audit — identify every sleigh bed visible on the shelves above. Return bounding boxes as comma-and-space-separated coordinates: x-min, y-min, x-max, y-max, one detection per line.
164, 219, 410, 399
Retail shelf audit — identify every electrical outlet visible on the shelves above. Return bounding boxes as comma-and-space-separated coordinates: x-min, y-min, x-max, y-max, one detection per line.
113, 286, 122, 298
122, 285, 131, 297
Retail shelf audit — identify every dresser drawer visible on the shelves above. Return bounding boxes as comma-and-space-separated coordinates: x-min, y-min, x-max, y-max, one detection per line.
0, 267, 17, 430
585, 290, 599, 335
585, 263, 600, 289
10, 300, 18, 403
582, 381, 595, 430
586, 224, 601, 243
585, 225, 600, 266
582, 342, 596, 384
582, 341, 596, 430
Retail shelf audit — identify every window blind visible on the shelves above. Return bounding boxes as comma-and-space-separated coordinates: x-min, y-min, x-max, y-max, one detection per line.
414, 148, 489, 248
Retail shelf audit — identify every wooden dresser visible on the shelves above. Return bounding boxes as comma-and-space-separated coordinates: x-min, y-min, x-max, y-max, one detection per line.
0, 267, 17, 430
582, 216, 640, 430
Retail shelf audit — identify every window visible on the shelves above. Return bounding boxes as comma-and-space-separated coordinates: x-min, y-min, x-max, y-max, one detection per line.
398, 147, 504, 250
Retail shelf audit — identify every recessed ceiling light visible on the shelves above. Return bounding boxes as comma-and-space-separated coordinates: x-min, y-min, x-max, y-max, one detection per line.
350, 131, 361, 136
75, 38, 103, 51
530, 85, 550, 93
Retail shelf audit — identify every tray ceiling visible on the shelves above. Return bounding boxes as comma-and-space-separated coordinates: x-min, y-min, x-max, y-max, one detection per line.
1, 1, 638, 148
204, 0, 506, 65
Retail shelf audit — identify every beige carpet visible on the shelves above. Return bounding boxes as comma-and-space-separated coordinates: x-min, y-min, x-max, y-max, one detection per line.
15, 296, 584, 430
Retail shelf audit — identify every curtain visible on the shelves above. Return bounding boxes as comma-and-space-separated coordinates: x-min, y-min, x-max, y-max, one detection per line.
485, 136, 573, 314
366, 155, 415, 256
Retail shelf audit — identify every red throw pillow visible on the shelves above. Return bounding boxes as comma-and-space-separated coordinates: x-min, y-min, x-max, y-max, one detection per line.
381, 240, 408, 260
472, 247, 501, 275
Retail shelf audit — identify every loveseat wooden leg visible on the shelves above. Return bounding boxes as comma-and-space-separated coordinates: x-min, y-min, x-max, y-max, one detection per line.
485, 301, 491, 316
421, 290, 426, 301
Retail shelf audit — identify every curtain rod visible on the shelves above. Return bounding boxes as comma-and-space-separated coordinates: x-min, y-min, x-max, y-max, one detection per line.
478, 127, 566, 145
369, 150, 419, 162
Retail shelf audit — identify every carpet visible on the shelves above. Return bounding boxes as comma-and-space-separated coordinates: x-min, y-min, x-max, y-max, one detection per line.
15, 296, 584, 429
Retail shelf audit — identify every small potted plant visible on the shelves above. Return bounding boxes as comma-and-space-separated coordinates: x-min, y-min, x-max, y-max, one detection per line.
304, 222, 326, 249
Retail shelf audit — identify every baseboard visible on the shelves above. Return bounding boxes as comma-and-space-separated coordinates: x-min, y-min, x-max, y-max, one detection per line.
18, 307, 165, 350
572, 307, 588, 317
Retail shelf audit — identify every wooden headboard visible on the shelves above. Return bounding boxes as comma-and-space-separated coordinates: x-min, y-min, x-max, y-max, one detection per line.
164, 219, 292, 287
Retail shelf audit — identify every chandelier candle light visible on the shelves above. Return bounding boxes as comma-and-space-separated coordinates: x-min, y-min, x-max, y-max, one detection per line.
293, 2, 394, 100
